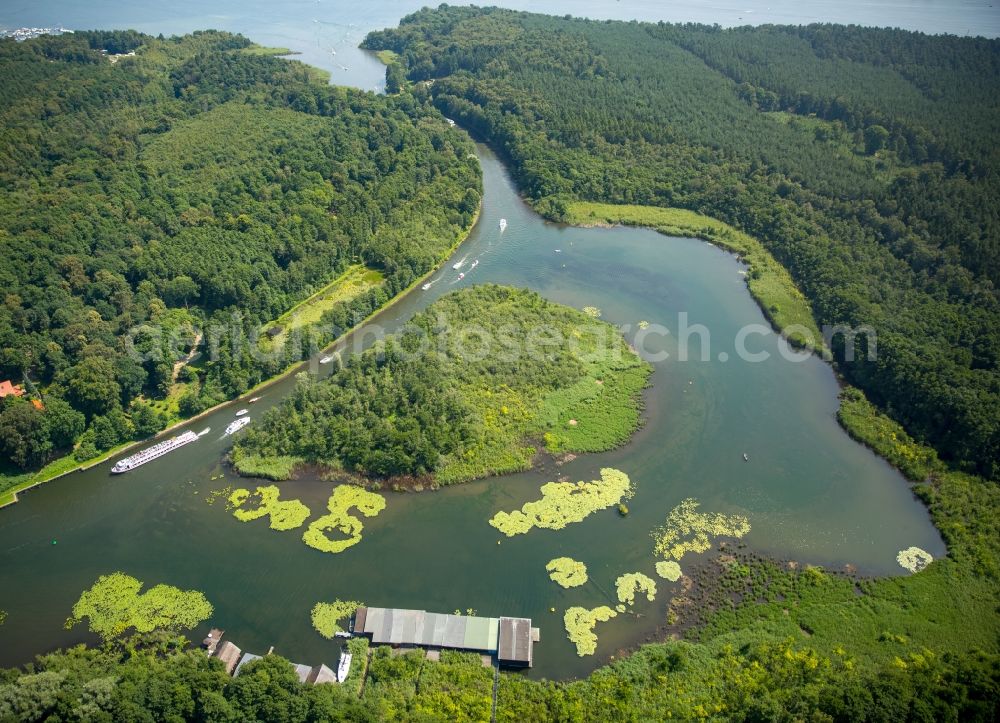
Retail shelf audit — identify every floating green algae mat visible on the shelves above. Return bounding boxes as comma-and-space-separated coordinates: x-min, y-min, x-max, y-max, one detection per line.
490, 468, 633, 536
651, 498, 750, 562
546, 557, 588, 588
564, 605, 618, 657
655, 561, 682, 582
66, 572, 212, 642
615, 572, 657, 607
311, 599, 364, 638
303, 486, 387, 554
229, 485, 311, 530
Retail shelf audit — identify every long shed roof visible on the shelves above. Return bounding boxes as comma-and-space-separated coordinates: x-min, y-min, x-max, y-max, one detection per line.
357, 607, 500, 653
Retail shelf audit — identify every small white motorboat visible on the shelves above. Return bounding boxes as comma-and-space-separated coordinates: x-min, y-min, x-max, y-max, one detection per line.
225, 417, 251, 436
319, 355, 334, 364
499, 218, 507, 231
458, 272, 465, 280
452, 255, 468, 270
336, 652, 352, 683
248, 397, 261, 404
235, 409, 249, 417
743, 452, 750, 462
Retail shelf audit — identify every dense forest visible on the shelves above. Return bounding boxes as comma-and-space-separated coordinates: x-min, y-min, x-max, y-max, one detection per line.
232, 285, 651, 482
0, 30, 480, 491
364, 8, 1000, 481
0, 611, 995, 720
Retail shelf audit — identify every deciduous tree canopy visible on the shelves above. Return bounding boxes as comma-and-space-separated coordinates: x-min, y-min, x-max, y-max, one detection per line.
0, 29, 480, 481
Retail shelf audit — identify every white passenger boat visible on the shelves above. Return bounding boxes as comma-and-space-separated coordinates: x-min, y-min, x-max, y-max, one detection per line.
111, 431, 199, 474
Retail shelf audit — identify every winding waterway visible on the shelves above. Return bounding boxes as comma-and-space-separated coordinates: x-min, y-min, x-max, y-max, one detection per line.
0, 142, 945, 678
0, 0, 964, 679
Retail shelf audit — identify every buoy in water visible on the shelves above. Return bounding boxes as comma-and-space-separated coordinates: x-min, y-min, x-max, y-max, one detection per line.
51, 540, 57, 545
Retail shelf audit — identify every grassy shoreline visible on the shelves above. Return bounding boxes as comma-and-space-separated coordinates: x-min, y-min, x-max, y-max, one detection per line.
555, 200, 998, 671
0, 202, 482, 510
560, 201, 824, 352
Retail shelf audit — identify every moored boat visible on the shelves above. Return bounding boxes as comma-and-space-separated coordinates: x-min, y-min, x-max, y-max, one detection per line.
336, 652, 352, 683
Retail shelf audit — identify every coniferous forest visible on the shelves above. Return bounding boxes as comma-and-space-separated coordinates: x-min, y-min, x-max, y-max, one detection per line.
0, 30, 480, 491
365, 8, 1000, 481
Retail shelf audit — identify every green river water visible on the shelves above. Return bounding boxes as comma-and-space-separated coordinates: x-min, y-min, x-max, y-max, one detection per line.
0, 144, 944, 679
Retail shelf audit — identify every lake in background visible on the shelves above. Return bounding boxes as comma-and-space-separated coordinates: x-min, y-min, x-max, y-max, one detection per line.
2, 0, 998, 95
0, 0, 973, 679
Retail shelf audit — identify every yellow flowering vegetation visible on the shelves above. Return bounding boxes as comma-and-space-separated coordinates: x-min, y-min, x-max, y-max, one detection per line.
311, 599, 363, 638
546, 557, 588, 588
229, 485, 311, 530
651, 498, 750, 561
489, 468, 633, 536
303, 485, 387, 554
564, 605, 617, 656
615, 572, 657, 606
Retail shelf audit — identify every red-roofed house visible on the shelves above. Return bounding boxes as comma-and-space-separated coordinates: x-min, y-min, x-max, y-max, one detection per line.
0, 380, 25, 398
